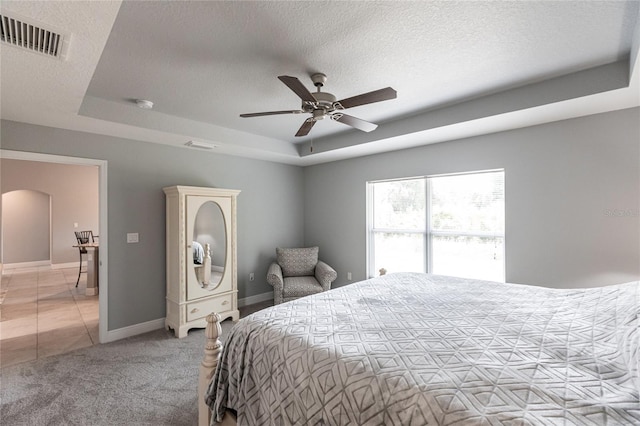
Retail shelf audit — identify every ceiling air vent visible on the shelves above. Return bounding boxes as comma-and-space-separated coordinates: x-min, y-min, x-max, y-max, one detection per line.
0, 11, 69, 59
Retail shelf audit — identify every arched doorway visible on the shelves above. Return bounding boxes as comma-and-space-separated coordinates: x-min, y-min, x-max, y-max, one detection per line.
2, 190, 51, 267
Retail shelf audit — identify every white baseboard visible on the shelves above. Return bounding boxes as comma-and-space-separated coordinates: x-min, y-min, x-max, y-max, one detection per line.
51, 261, 85, 270
103, 318, 165, 343
238, 291, 273, 308
3, 261, 86, 271
101, 293, 272, 343
3, 260, 51, 270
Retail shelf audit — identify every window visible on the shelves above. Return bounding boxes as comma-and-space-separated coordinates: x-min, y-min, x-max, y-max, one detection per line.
367, 170, 505, 281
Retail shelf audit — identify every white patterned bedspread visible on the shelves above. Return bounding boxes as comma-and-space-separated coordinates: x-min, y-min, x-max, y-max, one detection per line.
206, 273, 640, 425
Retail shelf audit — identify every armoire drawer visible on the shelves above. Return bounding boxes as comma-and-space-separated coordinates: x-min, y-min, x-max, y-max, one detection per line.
186, 294, 233, 322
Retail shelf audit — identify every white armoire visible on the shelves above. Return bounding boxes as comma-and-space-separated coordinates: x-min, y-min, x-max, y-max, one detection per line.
163, 186, 240, 338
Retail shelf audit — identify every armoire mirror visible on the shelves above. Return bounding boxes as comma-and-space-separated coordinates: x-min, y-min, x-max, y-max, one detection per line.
192, 200, 227, 290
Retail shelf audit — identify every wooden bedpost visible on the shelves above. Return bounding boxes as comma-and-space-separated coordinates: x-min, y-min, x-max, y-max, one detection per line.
199, 313, 222, 426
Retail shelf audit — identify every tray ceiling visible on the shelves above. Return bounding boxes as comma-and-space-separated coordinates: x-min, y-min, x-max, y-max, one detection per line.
2, 1, 639, 165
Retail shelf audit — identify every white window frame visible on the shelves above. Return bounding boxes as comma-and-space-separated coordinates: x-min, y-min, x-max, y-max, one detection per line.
366, 169, 505, 280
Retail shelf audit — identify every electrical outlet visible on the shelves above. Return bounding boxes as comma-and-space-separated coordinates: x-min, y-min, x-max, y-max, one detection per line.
73, 222, 79, 228
249, 273, 255, 281
127, 233, 139, 243
347, 272, 352, 281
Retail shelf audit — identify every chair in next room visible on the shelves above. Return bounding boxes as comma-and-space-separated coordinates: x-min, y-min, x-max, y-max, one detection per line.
75, 230, 94, 287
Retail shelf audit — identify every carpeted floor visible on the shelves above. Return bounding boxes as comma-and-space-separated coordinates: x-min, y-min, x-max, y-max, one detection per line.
1, 320, 236, 425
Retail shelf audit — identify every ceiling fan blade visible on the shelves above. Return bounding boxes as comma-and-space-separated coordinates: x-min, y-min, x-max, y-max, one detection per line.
332, 113, 378, 132
295, 119, 316, 137
335, 87, 397, 110
240, 110, 303, 118
278, 76, 316, 104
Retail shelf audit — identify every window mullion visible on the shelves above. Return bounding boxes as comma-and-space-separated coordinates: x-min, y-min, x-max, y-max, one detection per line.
371, 228, 426, 234
425, 177, 431, 274
429, 230, 506, 238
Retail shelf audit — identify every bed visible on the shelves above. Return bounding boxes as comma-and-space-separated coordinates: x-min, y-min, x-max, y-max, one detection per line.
198, 272, 639, 425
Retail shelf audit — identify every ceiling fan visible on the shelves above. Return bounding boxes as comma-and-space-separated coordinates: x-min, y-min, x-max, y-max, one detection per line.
240, 73, 397, 137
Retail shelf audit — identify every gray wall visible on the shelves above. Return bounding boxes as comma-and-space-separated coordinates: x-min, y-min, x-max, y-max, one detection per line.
1, 159, 99, 265
304, 107, 640, 289
2, 189, 50, 263
2, 107, 637, 331
0, 120, 304, 330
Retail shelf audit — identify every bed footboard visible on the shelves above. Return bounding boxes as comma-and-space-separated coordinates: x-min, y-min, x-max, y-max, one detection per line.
198, 313, 238, 426
198, 313, 219, 426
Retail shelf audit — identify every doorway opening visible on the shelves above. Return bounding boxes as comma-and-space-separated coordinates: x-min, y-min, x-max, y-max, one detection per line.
0, 150, 107, 367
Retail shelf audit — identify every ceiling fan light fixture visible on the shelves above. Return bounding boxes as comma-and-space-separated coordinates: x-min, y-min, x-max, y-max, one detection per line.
312, 110, 325, 120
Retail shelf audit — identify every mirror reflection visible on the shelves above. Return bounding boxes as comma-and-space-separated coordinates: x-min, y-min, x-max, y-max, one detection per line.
192, 201, 226, 289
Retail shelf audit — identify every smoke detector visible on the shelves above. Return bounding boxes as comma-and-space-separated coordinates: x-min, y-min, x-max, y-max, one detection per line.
136, 99, 154, 109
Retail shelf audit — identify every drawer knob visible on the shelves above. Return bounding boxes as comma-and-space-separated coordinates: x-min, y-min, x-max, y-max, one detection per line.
191, 308, 199, 313
222, 300, 229, 305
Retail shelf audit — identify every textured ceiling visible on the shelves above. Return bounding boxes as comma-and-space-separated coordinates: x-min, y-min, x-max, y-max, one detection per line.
1, 1, 639, 165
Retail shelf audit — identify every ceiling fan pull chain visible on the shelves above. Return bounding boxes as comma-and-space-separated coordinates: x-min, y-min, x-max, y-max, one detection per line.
310, 137, 314, 153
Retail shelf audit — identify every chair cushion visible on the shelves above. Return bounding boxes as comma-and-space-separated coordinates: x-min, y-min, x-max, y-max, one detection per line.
283, 276, 324, 298
276, 247, 318, 277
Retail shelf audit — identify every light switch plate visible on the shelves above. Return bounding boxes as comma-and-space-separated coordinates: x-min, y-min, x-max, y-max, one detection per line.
127, 233, 139, 243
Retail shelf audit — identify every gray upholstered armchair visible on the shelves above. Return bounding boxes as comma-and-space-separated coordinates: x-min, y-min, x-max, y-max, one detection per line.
266, 246, 337, 304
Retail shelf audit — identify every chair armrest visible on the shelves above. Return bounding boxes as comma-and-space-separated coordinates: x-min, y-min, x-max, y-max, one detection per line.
266, 262, 284, 304
315, 261, 337, 291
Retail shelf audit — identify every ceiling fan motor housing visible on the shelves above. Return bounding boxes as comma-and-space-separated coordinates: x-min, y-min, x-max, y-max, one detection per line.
304, 91, 337, 118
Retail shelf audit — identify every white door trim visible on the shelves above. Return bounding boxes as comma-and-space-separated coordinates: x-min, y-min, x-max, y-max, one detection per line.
0, 149, 108, 343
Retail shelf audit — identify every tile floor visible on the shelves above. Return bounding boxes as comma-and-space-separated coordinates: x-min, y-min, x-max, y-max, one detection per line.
0, 266, 272, 369
0, 266, 99, 368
